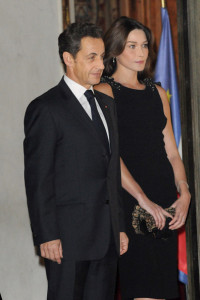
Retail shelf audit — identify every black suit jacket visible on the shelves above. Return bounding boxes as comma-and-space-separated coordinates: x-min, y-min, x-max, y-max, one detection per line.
24, 77, 124, 261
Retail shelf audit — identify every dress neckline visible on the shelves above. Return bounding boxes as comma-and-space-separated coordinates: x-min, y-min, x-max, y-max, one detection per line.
101, 76, 157, 92
117, 82, 147, 91
113, 77, 147, 91
103, 76, 147, 91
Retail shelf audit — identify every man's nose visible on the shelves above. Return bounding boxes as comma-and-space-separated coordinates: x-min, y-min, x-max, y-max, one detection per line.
97, 57, 105, 69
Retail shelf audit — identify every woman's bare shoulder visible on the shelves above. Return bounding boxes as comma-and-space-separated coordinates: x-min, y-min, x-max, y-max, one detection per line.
155, 84, 169, 106
94, 82, 114, 98
155, 84, 166, 95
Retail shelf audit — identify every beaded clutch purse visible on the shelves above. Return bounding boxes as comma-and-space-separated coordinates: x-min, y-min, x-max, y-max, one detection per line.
132, 205, 176, 239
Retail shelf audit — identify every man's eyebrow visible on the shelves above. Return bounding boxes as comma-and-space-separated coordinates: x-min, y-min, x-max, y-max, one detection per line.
86, 52, 105, 57
86, 52, 98, 56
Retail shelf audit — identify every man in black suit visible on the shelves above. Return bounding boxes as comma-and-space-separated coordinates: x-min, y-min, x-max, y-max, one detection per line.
24, 23, 128, 300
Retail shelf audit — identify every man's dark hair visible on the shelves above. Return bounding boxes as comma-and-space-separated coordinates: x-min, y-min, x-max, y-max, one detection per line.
58, 22, 103, 69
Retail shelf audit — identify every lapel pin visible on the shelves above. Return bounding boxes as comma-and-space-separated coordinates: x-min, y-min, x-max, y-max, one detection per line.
105, 105, 108, 109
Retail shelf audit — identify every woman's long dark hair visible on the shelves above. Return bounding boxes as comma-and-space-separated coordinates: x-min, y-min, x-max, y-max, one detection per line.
103, 16, 155, 80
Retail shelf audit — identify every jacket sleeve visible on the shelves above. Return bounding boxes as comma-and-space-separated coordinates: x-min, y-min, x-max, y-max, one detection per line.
24, 99, 60, 245
118, 159, 126, 232
112, 100, 126, 232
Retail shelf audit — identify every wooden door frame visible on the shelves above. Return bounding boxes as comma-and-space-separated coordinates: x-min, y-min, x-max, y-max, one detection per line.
177, 0, 200, 299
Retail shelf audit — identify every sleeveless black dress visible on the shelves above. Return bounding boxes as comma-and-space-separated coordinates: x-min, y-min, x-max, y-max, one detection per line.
102, 77, 179, 299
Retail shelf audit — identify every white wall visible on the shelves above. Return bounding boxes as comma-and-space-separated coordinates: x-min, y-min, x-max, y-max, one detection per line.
0, 1, 63, 299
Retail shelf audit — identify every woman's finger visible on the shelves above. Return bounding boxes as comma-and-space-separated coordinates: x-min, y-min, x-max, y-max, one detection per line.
169, 213, 185, 229
163, 210, 173, 219
155, 207, 166, 229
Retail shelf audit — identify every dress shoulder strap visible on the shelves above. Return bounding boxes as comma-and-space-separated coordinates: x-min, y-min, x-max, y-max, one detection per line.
100, 76, 121, 90
142, 78, 161, 92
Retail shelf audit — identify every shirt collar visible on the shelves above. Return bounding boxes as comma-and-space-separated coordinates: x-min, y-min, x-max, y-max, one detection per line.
64, 75, 94, 100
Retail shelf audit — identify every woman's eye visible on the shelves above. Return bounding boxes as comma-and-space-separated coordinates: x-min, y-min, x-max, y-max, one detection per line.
129, 45, 136, 49
89, 56, 95, 60
142, 44, 148, 48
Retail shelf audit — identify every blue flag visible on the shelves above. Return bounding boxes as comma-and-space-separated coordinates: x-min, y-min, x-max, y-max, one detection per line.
154, 7, 188, 285
154, 7, 181, 149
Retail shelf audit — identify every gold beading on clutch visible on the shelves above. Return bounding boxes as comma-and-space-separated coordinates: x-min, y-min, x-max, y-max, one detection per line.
132, 205, 176, 239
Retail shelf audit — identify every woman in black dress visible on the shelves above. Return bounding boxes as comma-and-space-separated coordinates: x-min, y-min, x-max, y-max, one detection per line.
95, 17, 190, 300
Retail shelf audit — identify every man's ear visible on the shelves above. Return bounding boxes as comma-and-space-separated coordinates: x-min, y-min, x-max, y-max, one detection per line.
63, 52, 74, 67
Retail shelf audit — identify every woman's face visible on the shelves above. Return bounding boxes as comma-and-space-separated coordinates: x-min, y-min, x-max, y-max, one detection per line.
116, 29, 149, 73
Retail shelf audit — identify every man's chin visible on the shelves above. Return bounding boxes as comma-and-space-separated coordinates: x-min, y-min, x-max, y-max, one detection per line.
90, 77, 101, 86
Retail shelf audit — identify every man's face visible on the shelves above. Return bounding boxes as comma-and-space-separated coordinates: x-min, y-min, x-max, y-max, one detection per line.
66, 37, 105, 89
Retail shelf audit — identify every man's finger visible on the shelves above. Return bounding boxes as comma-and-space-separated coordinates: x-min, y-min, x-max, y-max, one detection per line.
53, 245, 61, 264
120, 242, 128, 255
48, 248, 57, 262
40, 246, 46, 258
120, 233, 129, 255
59, 243, 63, 258
43, 245, 50, 259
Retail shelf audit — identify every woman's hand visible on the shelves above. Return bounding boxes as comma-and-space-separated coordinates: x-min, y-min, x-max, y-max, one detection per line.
138, 196, 173, 230
120, 157, 173, 230
169, 191, 191, 230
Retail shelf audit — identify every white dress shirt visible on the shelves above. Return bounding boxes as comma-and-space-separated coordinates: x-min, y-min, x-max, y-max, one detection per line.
64, 75, 110, 141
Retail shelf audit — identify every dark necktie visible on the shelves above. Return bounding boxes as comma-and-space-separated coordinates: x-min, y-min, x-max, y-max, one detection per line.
84, 90, 110, 155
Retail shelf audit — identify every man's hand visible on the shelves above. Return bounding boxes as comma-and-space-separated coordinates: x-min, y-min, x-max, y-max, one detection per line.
120, 232, 129, 255
40, 239, 63, 264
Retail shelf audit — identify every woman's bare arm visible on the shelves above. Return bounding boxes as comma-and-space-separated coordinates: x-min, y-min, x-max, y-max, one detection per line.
156, 85, 191, 229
